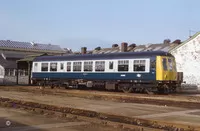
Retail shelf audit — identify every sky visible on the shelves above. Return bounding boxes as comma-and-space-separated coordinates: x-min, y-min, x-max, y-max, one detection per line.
0, 0, 200, 51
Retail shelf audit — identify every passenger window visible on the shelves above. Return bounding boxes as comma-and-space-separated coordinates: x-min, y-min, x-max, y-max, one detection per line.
95, 61, 105, 71
109, 61, 113, 69
168, 59, 173, 71
60, 63, 64, 70
41, 63, 48, 71
84, 61, 93, 71
133, 60, 146, 71
67, 62, 71, 71
118, 60, 129, 71
50, 63, 57, 71
162, 58, 168, 71
73, 62, 82, 71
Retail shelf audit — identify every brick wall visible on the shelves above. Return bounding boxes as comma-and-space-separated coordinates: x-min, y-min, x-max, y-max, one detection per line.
0, 76, 29, 85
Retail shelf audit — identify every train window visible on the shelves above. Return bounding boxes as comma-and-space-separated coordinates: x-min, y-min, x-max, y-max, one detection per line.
34, 63, 38, 71
95, 61, 105, 71
118, 60, 129, 71
133, 60, 146, 71
50, 63, 57, 71
109, 61, 113, 69
84, 61, 93, 71
60, 63, 64, 70
162, 58, 168, 71
151, 60, 156, 71
172, 59, 177, 71
168, 59, 173, 71
34, 63, 38, 67
73, 62, 82, 71
67, 62, 71, 71
41, 63, 48, 71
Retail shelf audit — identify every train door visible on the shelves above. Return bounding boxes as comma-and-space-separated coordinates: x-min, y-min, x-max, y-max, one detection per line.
108, 61, 115, 72
59, 62, 65, 72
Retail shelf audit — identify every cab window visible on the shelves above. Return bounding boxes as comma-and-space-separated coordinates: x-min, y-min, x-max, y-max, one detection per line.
168, 59, 173, 71
162, 58, 168, 71
172, 59, 177, 71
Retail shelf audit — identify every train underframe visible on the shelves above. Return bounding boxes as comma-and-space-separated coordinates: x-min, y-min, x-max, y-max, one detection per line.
32, 78, 182, 94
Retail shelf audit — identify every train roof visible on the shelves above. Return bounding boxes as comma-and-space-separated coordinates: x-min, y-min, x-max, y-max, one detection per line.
33, 51, 174, 62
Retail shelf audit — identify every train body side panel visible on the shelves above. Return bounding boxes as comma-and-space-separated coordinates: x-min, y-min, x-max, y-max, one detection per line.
32, 72, 156, 81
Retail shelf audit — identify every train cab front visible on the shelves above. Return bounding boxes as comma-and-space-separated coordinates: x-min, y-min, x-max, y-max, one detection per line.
156, 55, 180, 93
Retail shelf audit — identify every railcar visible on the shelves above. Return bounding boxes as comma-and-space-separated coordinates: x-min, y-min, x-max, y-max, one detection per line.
31, 51, 183, 94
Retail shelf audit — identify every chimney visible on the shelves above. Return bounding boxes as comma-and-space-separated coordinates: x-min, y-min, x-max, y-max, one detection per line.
81, 47, 87, 54
121, 42, 128, 52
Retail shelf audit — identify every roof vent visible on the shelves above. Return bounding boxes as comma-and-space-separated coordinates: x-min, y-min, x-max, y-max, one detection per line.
95, 46, 101, 50
129, 43, 136, 48
163, 39, 171, 44
31, 42, 38, 46
112, 44, 118, 48
172, 39, 181, 44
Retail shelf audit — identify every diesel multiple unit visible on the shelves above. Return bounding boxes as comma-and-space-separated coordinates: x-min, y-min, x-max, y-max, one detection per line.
31, 51, 183, 94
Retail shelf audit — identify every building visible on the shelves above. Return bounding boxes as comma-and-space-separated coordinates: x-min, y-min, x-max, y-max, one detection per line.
0, 40, 69, 85
169, 32, 200, 89
77, 40, 180, 54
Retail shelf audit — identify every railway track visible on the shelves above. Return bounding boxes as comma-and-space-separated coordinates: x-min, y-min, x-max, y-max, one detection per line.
0, 97, 198, 131
0, 86, 200, 109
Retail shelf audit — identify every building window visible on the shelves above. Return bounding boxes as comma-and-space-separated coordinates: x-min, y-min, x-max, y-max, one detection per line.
41, 63, 48, 71
109, 61, 113, 69
67, 62, 71, 71
73, 62, 82, 71
162, 58, 168, 71
5, 69, 15, 76
84, 61, 93, 71
133, 60, 146, 71
50, 63, 57, 71
95, 61, 105, 71
60, 63, 64, 70
18, 69, 28, 76
118, 60, 129, 71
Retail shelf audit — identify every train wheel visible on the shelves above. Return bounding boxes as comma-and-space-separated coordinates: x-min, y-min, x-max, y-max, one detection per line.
122, 86, 133, 93
158, 84, 169, 94
144, 88, 154, 95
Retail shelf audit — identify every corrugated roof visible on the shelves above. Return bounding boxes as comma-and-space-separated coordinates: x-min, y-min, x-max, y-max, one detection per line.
0, 40, 65, 53
91, 43, 179, 54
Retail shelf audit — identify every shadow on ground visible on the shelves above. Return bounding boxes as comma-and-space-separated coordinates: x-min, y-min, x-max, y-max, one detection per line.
0, 117, 46, 131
